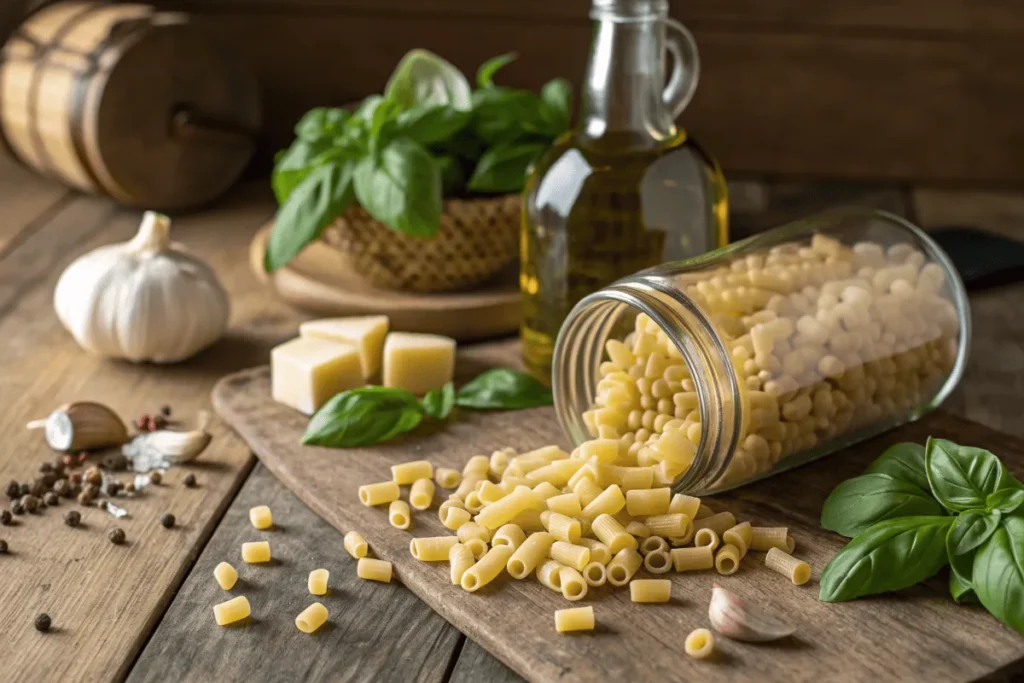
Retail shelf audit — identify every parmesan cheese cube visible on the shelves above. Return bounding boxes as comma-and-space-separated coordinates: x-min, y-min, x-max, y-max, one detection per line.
271, 337, 363, 415
299, 315, 389, 379
382, 332, 456, 395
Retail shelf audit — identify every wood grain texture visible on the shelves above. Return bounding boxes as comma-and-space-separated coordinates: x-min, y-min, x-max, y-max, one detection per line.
0, 181, 310, 682
213, 349, 1024, 683
449, 639, 521, 683
0, 156, 69, 257
128, 463, 463, 683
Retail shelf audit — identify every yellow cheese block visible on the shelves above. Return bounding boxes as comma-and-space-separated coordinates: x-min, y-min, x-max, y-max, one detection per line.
382, 332, 456, 395
271, 336, 363, 415
299, 315, 389, 379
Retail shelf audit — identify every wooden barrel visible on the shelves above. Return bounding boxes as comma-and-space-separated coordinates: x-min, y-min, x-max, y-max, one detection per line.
0, 2, 261, 211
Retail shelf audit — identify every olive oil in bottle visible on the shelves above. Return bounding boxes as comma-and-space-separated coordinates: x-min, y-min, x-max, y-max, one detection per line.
520, 0, 728, 379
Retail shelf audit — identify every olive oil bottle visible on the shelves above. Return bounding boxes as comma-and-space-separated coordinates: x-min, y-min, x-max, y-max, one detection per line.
521, 0, 728, 379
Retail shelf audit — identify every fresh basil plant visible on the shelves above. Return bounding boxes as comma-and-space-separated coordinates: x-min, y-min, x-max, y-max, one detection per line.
265, 50, 572, 272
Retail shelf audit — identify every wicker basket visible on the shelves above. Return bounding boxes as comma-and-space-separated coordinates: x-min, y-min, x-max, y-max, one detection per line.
320, 193, 521, 293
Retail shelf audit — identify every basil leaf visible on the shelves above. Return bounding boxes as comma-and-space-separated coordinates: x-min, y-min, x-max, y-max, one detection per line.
295, 107, 351, 142
821, 473, 944, 538
435, 154, 465, 196
266, 160, 355, 271
393, 104, 471, 146
476, 52, 516, 88
355, 95, 384, 123
926, 437, 1015, 511
949, 568, 977, 603
865, 442, 930, 492
422, 382, 455, 420
467, 141, 547, 193
303, 387, 425, 447
471, 88, 555, 143
539, 78, 572, 130
819, 516, 953, 602
385, 49, 472, 111
456, 369, 553, 410
353, 138, 442, 238
987, 487, 1024, 514
271, 138, 331, 204
972, 515, 1024, 634
946, 509, 1002, 586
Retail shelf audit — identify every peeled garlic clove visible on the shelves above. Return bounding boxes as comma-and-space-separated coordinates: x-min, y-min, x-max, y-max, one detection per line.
123, 411, 212, 470
27, 401, 129, 451
708, 583, 796, 642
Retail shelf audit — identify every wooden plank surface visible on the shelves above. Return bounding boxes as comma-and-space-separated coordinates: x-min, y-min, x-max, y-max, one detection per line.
0, 157, 69, 257
128, 463, 464, 683
0, 180, 309, 682
212, 355, 1024, 683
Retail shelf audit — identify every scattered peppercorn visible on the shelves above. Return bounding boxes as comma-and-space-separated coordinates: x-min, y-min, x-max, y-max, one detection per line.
68, 472, 83, 486
62, 454, 75, 468
40, 473, 57, 488
0, 539, 7, 553
104, 481, 121, 497
84, 467, 102, 486
5, 480, 18, 500
183, 473, 197, 488
21, 496, 39, 514
148, 471, 162, 485
152, 414, 168, 430
53, 480, 71, 498
30, 479, 47, 496
125, 483, 136, 494
102, 453, 127, 472
83, 483, 99, 499
34, 614, 51, 632
160, 513, 175, 529
19, 483, 30, 497
77, 491, 94, 506
108, 528, 126, 545
38, 462, 53, 474
11, 500, 24, 515
63, 510, 81, 527
0, 510, 11, 526
43, 492, 59, 507
160, 405, 172, 417
77, 452, 88, 464
52, 457, 65, 475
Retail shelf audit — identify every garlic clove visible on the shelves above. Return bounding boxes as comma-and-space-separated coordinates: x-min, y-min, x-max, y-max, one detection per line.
122, 411, 213, 471
708, 583, 796, 642
27, 401, 129, 452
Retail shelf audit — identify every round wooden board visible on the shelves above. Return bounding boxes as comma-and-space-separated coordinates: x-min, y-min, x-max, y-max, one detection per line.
249, 222, 521, 341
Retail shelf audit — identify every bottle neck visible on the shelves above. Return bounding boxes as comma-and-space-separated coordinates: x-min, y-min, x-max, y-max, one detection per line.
579, 11, 678, 146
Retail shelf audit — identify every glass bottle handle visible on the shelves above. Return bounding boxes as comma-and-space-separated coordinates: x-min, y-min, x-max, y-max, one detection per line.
661, 18, 701, 119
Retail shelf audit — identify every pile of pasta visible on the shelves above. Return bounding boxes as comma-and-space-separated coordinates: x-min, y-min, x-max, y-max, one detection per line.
354, 444, 812, 644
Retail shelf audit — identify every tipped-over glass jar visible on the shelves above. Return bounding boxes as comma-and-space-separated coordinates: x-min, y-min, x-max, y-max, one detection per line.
552, 209, 970, 494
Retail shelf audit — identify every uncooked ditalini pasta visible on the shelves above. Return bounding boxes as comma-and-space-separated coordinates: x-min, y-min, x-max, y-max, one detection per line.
580, 438, 619, 462
583, 561, 607, 587
450, 543, 475, 585
693, 511, 736, 537
643, 549, 672, 575
550, 541, 591, 571
625, 521, 651, 539
389, 500, 412, 530
667, 493, 701, 520
715, 543, 742, 575
527, 459, 583, 487
645, 513, 691, 538
461, 545, 515, 592
455, 474, 484, 499
625, 487, 671, 517
357, 558, 392, 583
532, 482, 562, 501
511, 509, 546, 533
489, 449, 512, 478
670, 546, 714, 572
546, 492, 583, 518
592, 514, 638, 553
555, 606, 595, 633
463, 455, 490, 477
213, 596, 251, 626
694, 504, 715, 520
391, 460, 433, 485
765, 547, 811, 585
435, 467, 462, 489
463, 491, 484, 514
409, 478, 435, 510
477, 480, 506, 505
484, 523, 522, 549
639, 536, 669, 557
344, 531, 368, 559
750, 526, 789, 552
359, 480, 400, 507
213, 562, 238, 590
249, 505, 272, 530
308, 568, 329, 595
578, 538, 612, 565
581, 484, 626, 521
410, 535, 459, 561
559, 567, 589, 601
441, 506, 472, 531
573, 478, 603, 507
685, 628, 715, 659
630, 578, 671, 603
606, 548, 643, 587
541, 511, 582, 544
241, 541, 271, 564
475, 487, 543, 531
785, 535, 796, 554
669, 524, 695, 546
295, 602, 328, 634
457, 522, 491, 559
536, 558, 565, 591
722, 522, 753, 557
694, 528, 720, 552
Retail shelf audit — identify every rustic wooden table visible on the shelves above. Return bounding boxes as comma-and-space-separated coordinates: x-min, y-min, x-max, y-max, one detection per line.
0, 156, 1021, 682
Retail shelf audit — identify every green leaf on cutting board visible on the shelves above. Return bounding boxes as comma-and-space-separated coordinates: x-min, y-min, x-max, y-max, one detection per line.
303, 386, 424, 448
456, 369, 553, 410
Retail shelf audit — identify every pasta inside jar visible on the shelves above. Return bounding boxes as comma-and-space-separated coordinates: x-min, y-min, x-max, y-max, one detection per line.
553, 209, 969, 493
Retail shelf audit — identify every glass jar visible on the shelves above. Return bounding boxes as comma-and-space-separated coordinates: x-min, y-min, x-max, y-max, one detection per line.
552, 208, 970, 494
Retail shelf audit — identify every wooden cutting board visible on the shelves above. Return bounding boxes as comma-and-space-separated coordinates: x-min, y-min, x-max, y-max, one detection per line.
212, 342, 1024, 683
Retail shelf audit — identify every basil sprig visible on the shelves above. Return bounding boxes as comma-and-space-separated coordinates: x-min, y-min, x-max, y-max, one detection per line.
820, 438, 1024, 634
303, 369, 550, 448
266, 49, 571, 272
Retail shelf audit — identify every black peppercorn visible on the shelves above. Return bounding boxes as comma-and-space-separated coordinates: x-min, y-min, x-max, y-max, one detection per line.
43, 492, 59, 507
52, 457, 65, 475
104, 481, 121, 497
63, 510, 81, 527
68, 472, 82, 486
30, 480, 46, 497
148, 471, 162, 485
19, 483, 30, 497
77, 490, 94, 507
5, 480, 19, 500
11, 500, 24, 515
0, 539, 7, 553
84, 467, 102, 486
183, 473, 197, 488
0, 510, 11, 525
160, 513, 175, 529
34, 614, 51, 632
53, 480, 71, 498
124, 483, 135, 494
21, 495, 39, 514
160, 405, 172, 417
108, 528, 126, 545
38, 462, 53, 474
102, 453, 127, 472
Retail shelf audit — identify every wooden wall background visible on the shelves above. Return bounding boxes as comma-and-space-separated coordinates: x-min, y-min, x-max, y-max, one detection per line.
4, 0, 1024, 184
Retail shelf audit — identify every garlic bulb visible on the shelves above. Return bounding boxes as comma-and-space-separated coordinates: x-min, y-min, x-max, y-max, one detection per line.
54, 211, 229, 363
